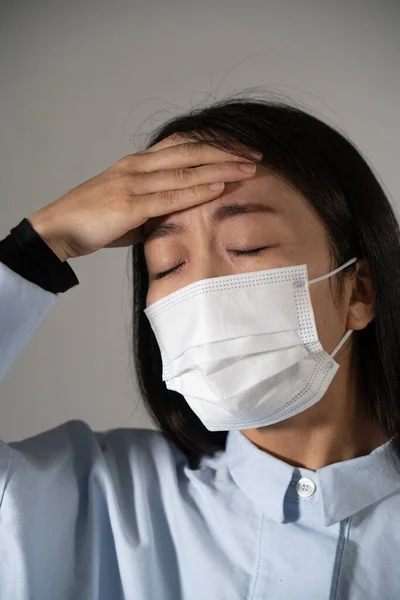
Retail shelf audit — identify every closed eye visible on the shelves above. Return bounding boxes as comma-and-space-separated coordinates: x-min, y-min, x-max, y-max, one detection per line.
153, 263, 185, 280
153, 247, 270, 280
228, 246, 270, 256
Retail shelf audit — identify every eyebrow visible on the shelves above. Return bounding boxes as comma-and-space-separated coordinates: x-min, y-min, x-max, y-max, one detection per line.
143, 202, 279, 242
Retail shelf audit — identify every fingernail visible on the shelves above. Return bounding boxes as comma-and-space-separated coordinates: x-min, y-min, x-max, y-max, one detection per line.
238, 163, 257, 172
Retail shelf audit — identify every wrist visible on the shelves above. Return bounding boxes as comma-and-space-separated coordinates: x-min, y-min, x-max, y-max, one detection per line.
27, 215, 70, 263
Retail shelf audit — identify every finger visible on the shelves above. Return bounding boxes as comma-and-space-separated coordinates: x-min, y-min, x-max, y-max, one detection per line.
143, 134, 262, 161
130, 142, 262, 174
139, 132, 262, 161
127, 161, 258, 196
137, 182, 226, 222
142, 133, 188, 153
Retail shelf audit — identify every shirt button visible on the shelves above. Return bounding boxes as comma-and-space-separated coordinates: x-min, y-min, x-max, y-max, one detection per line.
296, 477, 316, 498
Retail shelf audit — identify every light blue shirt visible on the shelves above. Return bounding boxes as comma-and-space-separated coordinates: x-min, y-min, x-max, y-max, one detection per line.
1, 260, 400, 600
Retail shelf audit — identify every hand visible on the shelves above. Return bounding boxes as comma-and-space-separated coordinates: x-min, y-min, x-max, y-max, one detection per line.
28, 134, 262, 262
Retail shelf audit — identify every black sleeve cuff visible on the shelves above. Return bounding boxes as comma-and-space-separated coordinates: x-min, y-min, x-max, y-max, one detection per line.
0, 218, 79, 294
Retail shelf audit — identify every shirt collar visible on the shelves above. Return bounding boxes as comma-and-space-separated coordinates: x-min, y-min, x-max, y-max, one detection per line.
214, 429, 400, 527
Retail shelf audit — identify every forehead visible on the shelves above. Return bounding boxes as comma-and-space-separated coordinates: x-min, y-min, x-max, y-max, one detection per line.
144, 166, 322, 235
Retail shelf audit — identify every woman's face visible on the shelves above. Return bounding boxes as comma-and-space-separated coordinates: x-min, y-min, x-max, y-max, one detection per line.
143, 162, 352, 355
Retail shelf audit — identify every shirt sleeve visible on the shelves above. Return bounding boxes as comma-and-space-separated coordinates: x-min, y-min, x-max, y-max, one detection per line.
0, 420, 177, 600
0, 217, 79, 294
0, 219, 80, 382
0, 419, 129, 599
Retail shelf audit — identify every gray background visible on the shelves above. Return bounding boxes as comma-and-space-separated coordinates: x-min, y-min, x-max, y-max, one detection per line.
0, 0, 399, 442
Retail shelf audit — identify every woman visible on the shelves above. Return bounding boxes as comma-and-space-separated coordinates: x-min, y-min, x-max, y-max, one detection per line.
1, 98, 399, 599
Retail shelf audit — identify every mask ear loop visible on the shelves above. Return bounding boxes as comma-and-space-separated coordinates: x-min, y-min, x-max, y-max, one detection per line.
331, 329, 353, 358
308, 257, 358, 285
307, 256, 358, 359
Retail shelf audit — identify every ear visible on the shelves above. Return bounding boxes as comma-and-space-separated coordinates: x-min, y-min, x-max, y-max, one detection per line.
346, 259, 375, 331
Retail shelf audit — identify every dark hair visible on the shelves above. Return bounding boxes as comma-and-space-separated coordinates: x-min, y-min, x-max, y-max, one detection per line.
131, 95, 400, 471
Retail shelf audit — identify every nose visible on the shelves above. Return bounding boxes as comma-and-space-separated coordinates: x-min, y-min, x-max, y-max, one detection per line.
146, 231, 242, 307
183, 244, 236, 286
146, 251, 230, 307
190, 259, 226, 283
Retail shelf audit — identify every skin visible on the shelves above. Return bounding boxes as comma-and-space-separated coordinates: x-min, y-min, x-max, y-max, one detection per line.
143, 153, 389, 471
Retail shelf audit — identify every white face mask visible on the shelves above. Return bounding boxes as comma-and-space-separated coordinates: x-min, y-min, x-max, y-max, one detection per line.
144, 257, 358, 431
